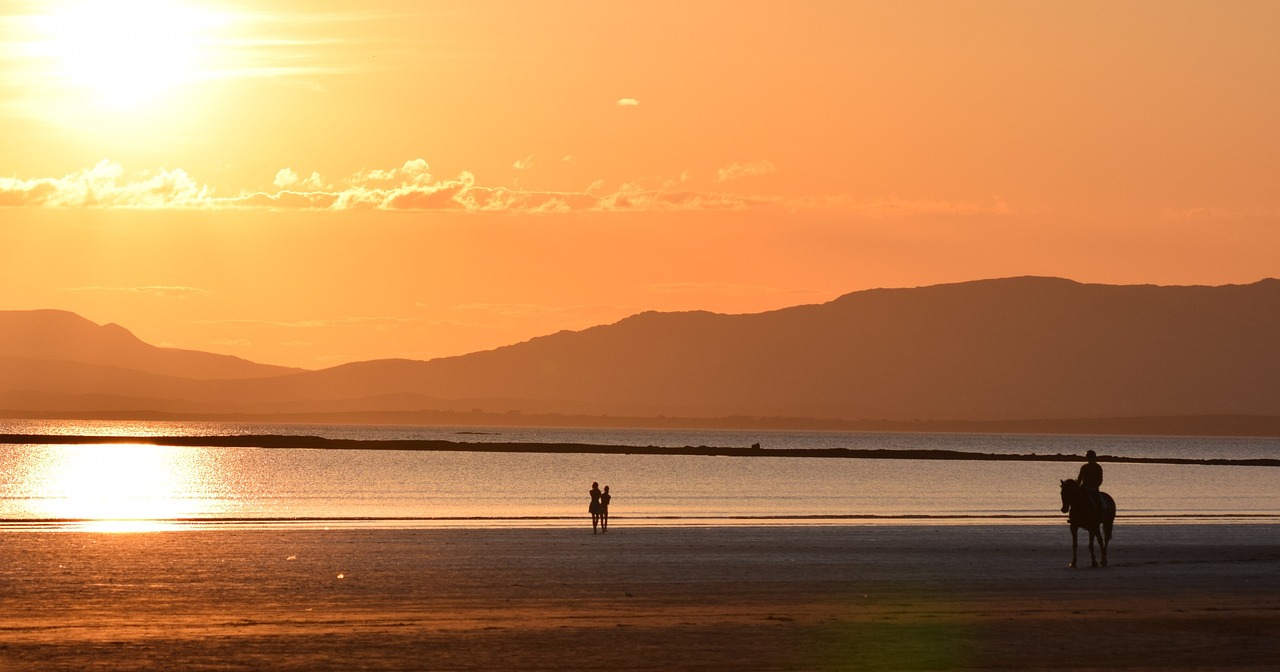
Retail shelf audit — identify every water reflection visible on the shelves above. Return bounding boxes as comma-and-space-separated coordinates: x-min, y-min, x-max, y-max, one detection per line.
14, 444, 223, 531
1, 428, 1277, 529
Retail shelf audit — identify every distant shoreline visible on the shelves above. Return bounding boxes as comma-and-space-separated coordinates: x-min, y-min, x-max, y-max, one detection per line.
5, 410, 1280, 437
3, 433, 1277, 467
5, 513, 1278, 532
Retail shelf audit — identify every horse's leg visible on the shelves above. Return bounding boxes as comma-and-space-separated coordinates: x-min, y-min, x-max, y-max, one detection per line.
1087, 526, 1099, 568
1099, 525, 1108, 567
1069, 524, 1079, 568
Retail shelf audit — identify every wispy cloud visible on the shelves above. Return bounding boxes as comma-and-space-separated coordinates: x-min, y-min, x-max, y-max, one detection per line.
195, 316, 419, 330
715, 160, 778, 183
59, 285, 210, 298
450, 303, 624, 319
647, 283, 824, 300
594, 185, 772, 212
617, 98, 640, 106
197, 314, 491, 333
0, 159, 772, 213
1, 159, 1014, 217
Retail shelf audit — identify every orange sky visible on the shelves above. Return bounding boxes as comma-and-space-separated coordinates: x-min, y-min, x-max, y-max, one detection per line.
1, 1, 1278, 369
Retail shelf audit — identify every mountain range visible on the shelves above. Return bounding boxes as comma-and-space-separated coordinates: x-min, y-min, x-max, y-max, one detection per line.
2, 277, 1279, 433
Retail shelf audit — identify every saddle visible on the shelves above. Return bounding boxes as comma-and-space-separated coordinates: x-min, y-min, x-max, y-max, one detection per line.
1085, 490, 1108, 512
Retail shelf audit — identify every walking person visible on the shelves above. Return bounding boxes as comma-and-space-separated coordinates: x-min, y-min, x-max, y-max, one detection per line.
589, 482, 603, 533
600, 485, 611, 533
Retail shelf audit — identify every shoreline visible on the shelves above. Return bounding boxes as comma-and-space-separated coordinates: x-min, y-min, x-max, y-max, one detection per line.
4, 513, 1280, 532
1, 524, 1277, 670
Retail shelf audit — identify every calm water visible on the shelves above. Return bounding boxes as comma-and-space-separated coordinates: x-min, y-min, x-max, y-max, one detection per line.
1, 420, 1278, 529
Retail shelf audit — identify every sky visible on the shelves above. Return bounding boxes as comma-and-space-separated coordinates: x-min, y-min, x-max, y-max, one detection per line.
1, 0, 1277, 369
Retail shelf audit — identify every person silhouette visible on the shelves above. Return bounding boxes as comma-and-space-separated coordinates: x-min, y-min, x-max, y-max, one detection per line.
1076, 449, 1104, 507
600, 485, 611, 533
589, 482, 603, 534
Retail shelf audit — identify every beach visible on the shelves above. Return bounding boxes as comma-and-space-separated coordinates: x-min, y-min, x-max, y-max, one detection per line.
1, 524, 1277, 671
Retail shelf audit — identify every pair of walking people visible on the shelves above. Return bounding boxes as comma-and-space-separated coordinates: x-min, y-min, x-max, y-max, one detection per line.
589, 482, 611, 533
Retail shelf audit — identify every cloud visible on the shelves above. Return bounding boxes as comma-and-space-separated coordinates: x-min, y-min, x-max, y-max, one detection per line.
451, 303, 596, 317
233, 190, 340, 209
0, 160, 1015, 217
0, 160, 212, 208
617, 98, 640, 106
647, 283, 824, 300
274, 168, 299, 188
715, 160, 778, 183
195, 316, 420, 330
513, 156, 534, 170
595, 184, 775, 212
274, 168, 326, 190
59, 285, 210, 298
350, 158, 432, 185
373, 172, 474, 211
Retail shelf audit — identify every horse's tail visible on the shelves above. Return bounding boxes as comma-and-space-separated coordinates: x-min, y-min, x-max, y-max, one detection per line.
1102, 492, 1116, 542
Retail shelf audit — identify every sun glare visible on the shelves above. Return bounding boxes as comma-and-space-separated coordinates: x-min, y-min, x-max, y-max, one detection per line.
25, 0, 227, 110
26, 443, 220, 531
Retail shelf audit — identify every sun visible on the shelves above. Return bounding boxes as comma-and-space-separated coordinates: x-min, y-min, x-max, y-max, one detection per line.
24, 0, 226, 110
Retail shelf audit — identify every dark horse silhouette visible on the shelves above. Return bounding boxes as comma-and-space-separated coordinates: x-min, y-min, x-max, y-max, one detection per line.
1059, 479, 1115, 568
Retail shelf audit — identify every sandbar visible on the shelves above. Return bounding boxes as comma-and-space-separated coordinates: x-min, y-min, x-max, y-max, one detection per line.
3, 433, 1277, 467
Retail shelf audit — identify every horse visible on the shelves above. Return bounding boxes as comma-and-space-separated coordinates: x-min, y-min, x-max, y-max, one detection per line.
1059, 479, 1115, 568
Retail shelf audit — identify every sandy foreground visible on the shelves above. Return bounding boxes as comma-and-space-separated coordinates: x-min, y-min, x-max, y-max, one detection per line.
1, 524, 1277, 671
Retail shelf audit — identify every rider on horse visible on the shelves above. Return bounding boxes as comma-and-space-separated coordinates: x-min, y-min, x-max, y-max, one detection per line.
1076, 450, 1105, 509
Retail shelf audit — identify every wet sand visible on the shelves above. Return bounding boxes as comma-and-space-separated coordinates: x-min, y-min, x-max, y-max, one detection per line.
1, 524, 1278, 670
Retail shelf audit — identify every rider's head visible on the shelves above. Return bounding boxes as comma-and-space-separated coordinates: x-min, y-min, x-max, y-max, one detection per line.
1085, 450, 1097, 460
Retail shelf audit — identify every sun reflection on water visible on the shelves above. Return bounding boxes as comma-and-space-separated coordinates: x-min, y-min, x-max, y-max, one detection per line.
20, 443, 223, 531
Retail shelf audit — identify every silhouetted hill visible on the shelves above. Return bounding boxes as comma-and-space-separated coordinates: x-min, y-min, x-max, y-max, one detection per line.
0, 310, 302, 380
3, 278, 1280, 430
287, 276, 1278, 421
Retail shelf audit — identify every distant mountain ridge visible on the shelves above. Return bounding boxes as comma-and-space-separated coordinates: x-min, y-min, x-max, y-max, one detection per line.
306, 276, 1278, 421
2, 278, 1279, 429
0, 310, 302, 380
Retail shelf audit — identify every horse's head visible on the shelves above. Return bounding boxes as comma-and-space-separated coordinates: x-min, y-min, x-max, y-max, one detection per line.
1059, 479, 1074, 513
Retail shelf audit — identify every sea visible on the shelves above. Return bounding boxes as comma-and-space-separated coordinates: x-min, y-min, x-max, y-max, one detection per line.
1, 420, 1278, 530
